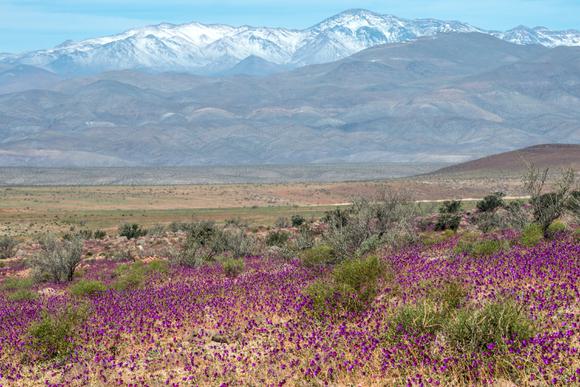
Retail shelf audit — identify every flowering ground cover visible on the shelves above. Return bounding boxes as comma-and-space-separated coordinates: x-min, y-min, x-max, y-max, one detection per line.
0, 233, 578, 386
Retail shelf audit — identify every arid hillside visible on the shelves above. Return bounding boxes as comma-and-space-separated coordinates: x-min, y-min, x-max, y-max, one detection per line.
429, 144, 580, 176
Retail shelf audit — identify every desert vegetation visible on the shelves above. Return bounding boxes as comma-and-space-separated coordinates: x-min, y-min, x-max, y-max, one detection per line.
0, 169, 578, 385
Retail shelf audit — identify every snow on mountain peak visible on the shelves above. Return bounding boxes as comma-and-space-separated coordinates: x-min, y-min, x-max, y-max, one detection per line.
3, 9, 580, 75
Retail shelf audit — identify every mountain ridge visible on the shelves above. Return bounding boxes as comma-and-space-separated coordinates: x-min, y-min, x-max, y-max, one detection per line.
2, 9, 580, 75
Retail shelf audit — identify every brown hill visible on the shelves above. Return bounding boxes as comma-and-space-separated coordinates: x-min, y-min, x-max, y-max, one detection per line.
430, 144, 580, 176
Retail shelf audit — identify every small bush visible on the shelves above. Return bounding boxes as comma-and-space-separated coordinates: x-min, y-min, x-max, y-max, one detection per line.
112, 262, 147, 290
291, 226, 315, 251
221, 228, 256, 258
147, 259, 169, 275
520, 223, 543, 247
168, 222, 190, 233
391, 301, 443, 336
523, 166, 575, 237
26, 307, 87, 361
174, 222, 255, 268
0, 235, 18, 259
7, 289, 38, 302
323, 191, 417, 260
147, 224, 166, 236
266, 230, 290, 247
93, 230, 107, 240
546, 221, 566, 238
444, 300, 535, 351
332, 255, 385, 302
472, 240, 510, 257
303, 279, 336, 316
118, 223, 147, 240
304, 255, 388, 315
300, 244, 335, 268
427, 280, 468, 310
476, 192, 505, 213
221, 257, 244, 278
454, 239, 509, 257
112, 261, 167, 291
291, 215, 305, 227
174, 222, 223, 267
30, 235, 83, 283
474, 212, 503, 233
435, 200, 462, 232
77, 229, 93, 240
419, 230, 455, 246
275, 217, 290, 228
70, 280, 107, 297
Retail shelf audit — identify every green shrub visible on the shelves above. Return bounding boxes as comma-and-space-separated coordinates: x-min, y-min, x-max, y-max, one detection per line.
332, 255, 385, 304
147, 224, 166, 236
0, 235, 18, 259
304, 255, 388, 315
168, 222, 191, 233
70, 280, 107, 297
427, 280, 468, 310
266, 230, 290, 247
118, 223, 147, 240
26, 307, 87, 361
147, 259, 169, 274
221, 257, 244, 278
174, 222, 255, 267
29, 235, 83, 283
303, 279, 336, 316
546, 221, 566, 238
471, 240, 510, 257
8, 289, 39, 302
323, 192, 417, 261
420, 230, 455, 246
300, 244, 335, 268
390, 301, 443, 336
291, 215, 305, 227
93, 230, 107, 240
221, 228, 256, 258
454, 238, 509, 257
520, 223, 543, 247
112, 262, 147, 290
112, 261, 167, 291
332, 255, 385, 310
524, 167, 575, 237
435, 200, 462, 232
444, 300, 535, 351
174, 222, 222, 267
275, 217, 290, 228
291, 226, 315, 251
476, 192, 505, 213
77, 229, 93, 240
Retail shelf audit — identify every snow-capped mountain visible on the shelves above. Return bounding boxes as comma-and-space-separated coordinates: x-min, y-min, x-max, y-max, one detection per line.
492, 25, 580, 47
2, 9, 580, 75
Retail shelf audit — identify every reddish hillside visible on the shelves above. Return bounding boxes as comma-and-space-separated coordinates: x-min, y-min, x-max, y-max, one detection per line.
430, 144, 580, 176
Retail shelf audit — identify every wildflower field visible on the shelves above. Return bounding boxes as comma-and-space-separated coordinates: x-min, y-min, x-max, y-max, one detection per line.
0, 231, 578, 386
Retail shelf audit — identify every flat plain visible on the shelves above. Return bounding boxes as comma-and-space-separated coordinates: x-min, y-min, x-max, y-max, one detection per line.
0, 175, 527, 236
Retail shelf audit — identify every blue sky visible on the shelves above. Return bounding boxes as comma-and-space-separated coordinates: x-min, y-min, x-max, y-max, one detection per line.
1, 0, 579, 53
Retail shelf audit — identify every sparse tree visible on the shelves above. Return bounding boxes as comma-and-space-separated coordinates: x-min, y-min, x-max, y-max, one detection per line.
30, 235, 83, 283
323, 188, 417, 260
523, 165, 577, 237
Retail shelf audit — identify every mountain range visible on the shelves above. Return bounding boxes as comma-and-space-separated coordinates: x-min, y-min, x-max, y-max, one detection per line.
0, 10, 579, 167
1, 30, 579, 167
2, 9, 580, 75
